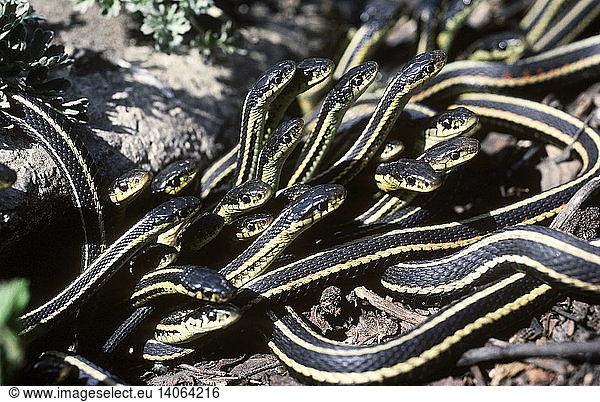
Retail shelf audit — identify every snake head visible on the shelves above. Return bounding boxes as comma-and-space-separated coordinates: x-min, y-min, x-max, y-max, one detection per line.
252, 60, 296, 104
400, 50, 447, 89
181, 265, 237, 302
286, 184, 347, 224
328, 61, 378, 106
297, 57, 335, 86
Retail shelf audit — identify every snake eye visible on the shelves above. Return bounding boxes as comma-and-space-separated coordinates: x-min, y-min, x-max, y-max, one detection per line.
273, 75, 282, 85
118, 182, 128, 191
208, 311, 217, 321
351, 76, 363, 87
318, 202, 329, 212
406, 177, 416, 187
450, 151, 461, 160
282, 134, 292, 144
247, 224, 255, 232
172, 177, 180, 187
241, 194, 251, 204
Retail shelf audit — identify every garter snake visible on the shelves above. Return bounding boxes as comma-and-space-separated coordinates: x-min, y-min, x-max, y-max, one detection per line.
108, 168, 153, 229
131, 265, 236, 307
219, 184, 346, 288
413, 106, 479, 154
266, 224, 600, 384
383, 225, 600, 304
265, 58, 334, 135
332, 0, 403, 81
417, 136, 481, 172
308, 50, 447, 186
523, 0, 571, 49
312, 135, 480, 250
466, 31, 526, 63
413, 34, 600, 103
239, 93, 600, 309
138, 184, 345, 360
142, 339, 195, 361
377, 139, 405, 163
201, 58, 332, 198
213, 179, 273, 224
436, 0, 484, 52
230, 213, 274, 241
415, 0, 441, 54
180, 212, 225, 253
358, 136, 480, 225
154, 303, 241, 345
308, 98, 477, 244
520, 0, 556, 34
151, 159, 200, 197
128, 243, 178, 276
531, 0, 600, 53
103, 264, 235, 354
256, 118, 304, 191
31, 351, 127, 386
3, 93, 106, 270
309, 101, 438, 169
234, 93, 600, 383
267, 272, 556, 384
18, 196, 202, 335
296, 0, 402, 114
269, 183, 313, 214
108, 168, 152, 207
233, 60, 296, 186
287, 62, 379, 186
374, 159, 442, 193
17, 3, 600, 380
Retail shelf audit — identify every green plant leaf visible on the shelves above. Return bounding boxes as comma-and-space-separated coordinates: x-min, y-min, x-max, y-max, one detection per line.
0, 1, 85, 120
0, 279, 29, 326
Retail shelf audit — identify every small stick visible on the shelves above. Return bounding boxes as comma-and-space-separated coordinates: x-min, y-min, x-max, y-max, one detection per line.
456, 340, 600, 367
550, 176, 600, 230
353, 286, 427, 325
469, 365, 487, 386
177, 364, 229, 377
242, 360, 283, 378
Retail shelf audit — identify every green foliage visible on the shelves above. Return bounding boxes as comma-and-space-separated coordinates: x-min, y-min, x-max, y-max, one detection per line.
0, 278, 29, 385
192, 19, 240, 58
74, 0, 244, 56
0, 0, 88, 121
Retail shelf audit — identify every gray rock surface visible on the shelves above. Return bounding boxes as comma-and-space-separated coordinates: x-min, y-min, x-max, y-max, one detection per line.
0, 0, 339, 270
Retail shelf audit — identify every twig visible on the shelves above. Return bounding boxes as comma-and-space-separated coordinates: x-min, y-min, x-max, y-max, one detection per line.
177, 364, 229, 377
550, 176, 600, 230
353, 286, 427, 325
551, 306, 580, 322
241, 359, 283, 378
469, 365, 487, 386
456, 340, 600, 367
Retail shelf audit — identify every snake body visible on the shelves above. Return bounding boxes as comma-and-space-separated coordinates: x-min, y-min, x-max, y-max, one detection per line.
3, 94, 105, 270
13, 3, 600, 384
309, 51, 447, 185
19, 196, 201, 335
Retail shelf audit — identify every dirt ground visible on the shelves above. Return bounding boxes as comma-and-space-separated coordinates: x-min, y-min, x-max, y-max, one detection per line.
6, 0, 600, 386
